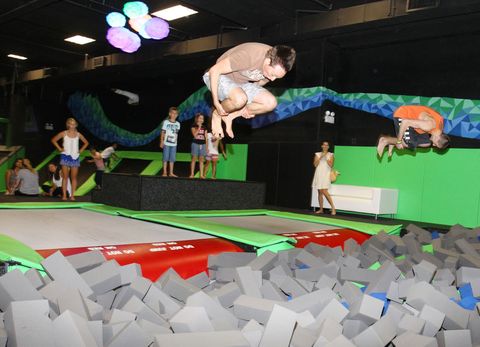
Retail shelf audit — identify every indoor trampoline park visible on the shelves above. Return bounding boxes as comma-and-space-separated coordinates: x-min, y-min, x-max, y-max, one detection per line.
1, 0, 480, 346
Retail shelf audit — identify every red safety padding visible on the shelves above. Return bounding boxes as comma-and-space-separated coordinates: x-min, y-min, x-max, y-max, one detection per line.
280, 228, 370, 249
37, 238, 243, 281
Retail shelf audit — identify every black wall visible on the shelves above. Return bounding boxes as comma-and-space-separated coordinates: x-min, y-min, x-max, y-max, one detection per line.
5, 15, 480, 210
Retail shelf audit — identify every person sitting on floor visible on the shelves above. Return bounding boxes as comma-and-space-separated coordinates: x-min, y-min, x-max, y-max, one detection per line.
4, 158, 23, 195
15, 158, 40, 196
41, 162, 71, 198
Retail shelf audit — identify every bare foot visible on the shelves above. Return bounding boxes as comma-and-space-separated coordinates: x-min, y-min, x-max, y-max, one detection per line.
377, 136, 388, 157
211, 109, 224, 138
62, 196, 67, 201
200, 175, 206, 179
222, 114, 235, 138
189, 175, 195, 178
169, 173, 178, 178
388, 144, 394, 158
331, 209, 336, 216
315, 209, 324, 214
162, 173, 168, 177
70, 197, 76, 201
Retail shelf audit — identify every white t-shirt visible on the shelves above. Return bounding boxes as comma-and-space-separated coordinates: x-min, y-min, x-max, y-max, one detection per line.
162, 120, 181, 147
101, 146, 115, 159
207, 133, 219, 155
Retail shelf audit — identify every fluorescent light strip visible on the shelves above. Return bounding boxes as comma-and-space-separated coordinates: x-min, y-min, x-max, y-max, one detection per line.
7, 54, 27, 60
152, 5, 198, 21
64, 35, 96, 45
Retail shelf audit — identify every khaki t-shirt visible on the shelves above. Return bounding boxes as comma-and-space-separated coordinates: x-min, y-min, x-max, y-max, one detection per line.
217, 42, 271, 84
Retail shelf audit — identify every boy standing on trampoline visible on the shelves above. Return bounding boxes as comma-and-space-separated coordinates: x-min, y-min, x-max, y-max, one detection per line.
160, 107, 180, 177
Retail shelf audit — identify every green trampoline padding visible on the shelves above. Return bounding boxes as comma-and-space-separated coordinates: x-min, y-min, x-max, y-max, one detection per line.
141, 160, 163, 175
0, 202, 101, 209
131, 213, 294, 248
265, 211, 402, 235
0, 234, 44, 272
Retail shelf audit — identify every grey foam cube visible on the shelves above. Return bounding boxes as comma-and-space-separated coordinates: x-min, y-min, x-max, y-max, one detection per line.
66, 250, 106, 273
468, 312, 480, 345
112, 276, 152, 308
4, 299, 54, 347
259, 304, 297, 347
406, 281, 469, 329
107, 321, 151, 347
163, 274, 200, 302
24, 269, 46, 290
398, 314, 426, 335
86, 320, 103, 347
84, 298, 104, 321
103, 322, 129, 345
216, 267, 237, 283
444, 256, 458, 272
143, 283, 181, 318
342, 319, 368, 339
353, 314, 397, 347
340, 267, 377, 285
260, 280, 288, 301
154, 330, 250, 347
436, 329, 472, 347
398, 278, 417, 299
241, 319, 264, 347
402, 233, 423, 255
347, 294, 384, 325
52, 310, 99, 347
456, 267, 480, 287
433, 268, 455, 285
137, 318, 172, 336
208, 252, 257, 269
406, 224, 432, 244
282, 287, 336, 316
383, 302, 411, 325
248, 250, 278, 273
107, 309, 137, 324
419, 304, 445, 337
234, 266, 263, 298
458, 254, 480, 268
41, 251, 94, 299
119, 263, 142, 286
315, 274, 338, 290
295, 249, 326, 268
170, 306, 214, 333
344, 238, 360, 256
155, 267, 181, 288
393, 332, 438, 347
233, 295, 279, 324
279, 276, 308, 298
323, 334, 356, 347
386, 281, 402, 303
0, 269, 43, 311
339, 281, 363, 306
413, 260, 438, 283
209, 282, 242, 308
365, 260, 402, 294
186, 290, 238, 330
316, 317, 343, 342
313, 298, 349, 327
81, 260, 122, 295
0, 327, 6, 347
121, 296, 168, 327
439, 286, 460, 301
96, 290, 116, 310
186, 271, 210, 289
57, 288, 90, 319
455, 238, 480, 258
290, 326, 317, 347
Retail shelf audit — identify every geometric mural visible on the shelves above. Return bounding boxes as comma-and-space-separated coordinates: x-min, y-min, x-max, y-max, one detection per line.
67, 86, 480, 147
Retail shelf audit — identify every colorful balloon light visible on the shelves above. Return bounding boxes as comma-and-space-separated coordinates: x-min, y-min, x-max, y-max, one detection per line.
145, 17, 170, 40
123, 1, 148, 19
106, 12, 126, 27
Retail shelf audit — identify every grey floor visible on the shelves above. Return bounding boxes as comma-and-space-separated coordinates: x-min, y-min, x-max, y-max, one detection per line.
201, 215, 340, 234
0, 209, 212, 250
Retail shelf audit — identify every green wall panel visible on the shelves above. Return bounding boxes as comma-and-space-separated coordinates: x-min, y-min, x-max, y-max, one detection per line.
334, 146, 480, 227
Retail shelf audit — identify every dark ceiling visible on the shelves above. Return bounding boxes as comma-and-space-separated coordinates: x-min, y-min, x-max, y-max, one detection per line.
2, 0, 480, 82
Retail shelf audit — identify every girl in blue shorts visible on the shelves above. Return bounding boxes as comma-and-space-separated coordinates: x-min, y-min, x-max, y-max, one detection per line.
51, 117, 89, 200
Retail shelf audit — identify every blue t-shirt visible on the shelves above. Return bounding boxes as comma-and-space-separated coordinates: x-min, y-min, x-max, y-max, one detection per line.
162, 120, 181, 147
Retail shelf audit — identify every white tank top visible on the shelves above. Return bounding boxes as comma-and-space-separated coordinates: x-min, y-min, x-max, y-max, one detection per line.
62, 132, 80, 159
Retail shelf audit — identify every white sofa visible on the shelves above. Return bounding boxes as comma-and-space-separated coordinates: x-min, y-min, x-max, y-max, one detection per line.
311, 184, 398, 218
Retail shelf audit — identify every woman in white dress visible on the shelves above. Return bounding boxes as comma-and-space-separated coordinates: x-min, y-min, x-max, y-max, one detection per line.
312, 141, 336, 215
